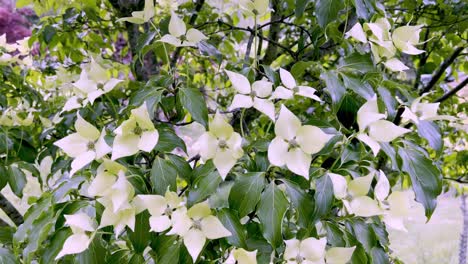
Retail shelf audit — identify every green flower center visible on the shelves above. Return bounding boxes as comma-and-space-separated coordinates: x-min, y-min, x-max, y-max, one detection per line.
180, 35, 187, 43
97, 83, 104, 90
192, 219, 202, 230
87, 141, 95, 151
164, 207, 173, 217
250, 90, 257, 98
133, 126, 143, 136
218, 139, 228, 149
292, 86, 299, 93
288, 138, 299, 149
296, 254, 304, 263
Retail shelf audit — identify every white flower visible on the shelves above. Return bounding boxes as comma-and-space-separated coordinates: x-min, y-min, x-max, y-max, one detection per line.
54, 113, 111, 176
133, 191, 184, 232
117, 0, 155, 24
196, 112, 244, 179
167, 202, 231, 262
271, 68, 321, 102
225, 70, 275, 120
111, 103, 159, 160
56, 213, 96, 260
160, 12, 207, 47
284, 237, 327, 264
356, 95, 410, 156
98, 196, 136, 236
268, 105, 333, 179
392, 25, 425, 55
63, 60, 122, 112
325, 246, 356, 264
329, 171, 384, 217
345, 23, 367, 43
225, 248, 257, 264
239, 0, 270, 17
88, 159, 127, 197
401, 94, 456, 124
382, 191, 412, 231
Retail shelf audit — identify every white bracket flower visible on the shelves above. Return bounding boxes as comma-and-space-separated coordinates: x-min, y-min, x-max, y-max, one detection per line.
167, 202, 232, 262
271, 68, 321, 102
401, 94, 456, 124
111, 103, 159, 160
268, 105, 333, 179
392, 25, 425, 55
133, 191, 184, 232
117, 0, 155, 24
54, 113, 111, 176
225, 248, 257, 264
98, 198, 136, 236
160, 12, 207, 47
88, 159, 127, 197
284, 237, 327, 264
356, 95, 410, 156
196, 112, 244, 179
225, 70, 275, 120
56, 212, 96, 259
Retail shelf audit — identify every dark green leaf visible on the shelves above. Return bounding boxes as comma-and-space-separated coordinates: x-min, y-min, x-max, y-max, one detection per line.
352, 0, 377, 19
106, 249, 133, 263
151, 156, 178, 195
8, 166, 26, 198
342, 74, 375, 100
315, 0, 345, 28
188, 163, 222, 206
341, 53, 375, 73
321, 71, 346, 105
178, 87, 208, 128
348, 219, 377, 252
0, 226, 14, 245
217, 208, 247, 248
128, 211, 151, 253
0, 166, 8, 190
296, 0, 309, 17
0, 248, 18, 264
282, 179, 315, 228
40, 228, 71, 264
129, 85, 163, 114
75, 235, 107, 264
398, 147, 442, 218
152, 235, 181, 264
313, 174, 334, 220
371, 247, 390, 264
416, 120, 443, 152
229, 172, 265, 218
377, 87, 397, 120
154, 125, 187, 153
257, 182, 288, 248
198, 41, 222, 63
325, 222, 346, 246
166, 153, 192, 180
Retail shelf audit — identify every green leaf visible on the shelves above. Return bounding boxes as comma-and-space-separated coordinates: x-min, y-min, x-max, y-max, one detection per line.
340, 53, 375, 73
0, 166, 8, 190
198, 41, 222, 63
352, 0, 377, 19
0, 248, 18, 264
228, 172, 265, 218
154, 125, 187, 153
188, 162, 222, 206
151, 156, 178, 195
209, 181, 234, 209
377, 87, 397, 120
128, 211, 151, 253
321, 71, 346, 105
350, 244, 368, 264
324, 222, 346, 246
107, 249, 133, 263
166, 153, 192, 180
75, 235, 107, 264
40, 228, 71, 264
315, 0, 345, 28
217, 208, 247, 248
8, 166, 26, 198
398, 147, 442, 218
341, 74, 375, 100
0, 226, 14, 245
313, 174, 334, 220
129, 84, 164, 114
347, 219, 377, 252
296, 0, 309, 17
152, 235, 182, 264
371, 247, 390, 264
178, 87, 208, 128
282, 179, 315, 229
257, 182, 288, 248
416, 120, 443, 152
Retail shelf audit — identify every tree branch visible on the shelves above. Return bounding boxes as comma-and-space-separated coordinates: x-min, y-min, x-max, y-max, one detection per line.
419, 46, 464, 95
435, 77, 468, 103
260, 0, 282, 65
0, 193, 23, 226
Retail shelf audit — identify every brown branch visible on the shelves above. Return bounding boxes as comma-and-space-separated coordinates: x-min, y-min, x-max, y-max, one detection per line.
260, 0, 282, 65
0, 193, 23, 226
435, 77, 468, 103
420, 47, 464, 95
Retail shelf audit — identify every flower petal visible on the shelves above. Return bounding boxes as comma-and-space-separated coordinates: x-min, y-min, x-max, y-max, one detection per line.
267, 137, 288, 167
75, 113, 100, 141
70, 150, 96, 176
233, 248, 257, 264
348, 171, 374, 197
328, 173, 348, 200
95, 129, 112, 159
213, 149, 238, 179
295, 125, 333, 155
300, 237, 327, 261
88, 172, 116, 197
284, 238, 301, 260
297, 86, 321, 101
271, 86, 294, 100
159, 34, 182, 46
150, 215, 172, 232
55, 234, 92, 260
383, 58, 409, 72
229, 94, 254, 110
133, 194, 167, 215
183, 229, 206, 262
279, 68, 296, 89
368, 120, 410, 142
54, 133, 88, 158
103, 79, 122, 93
356, 133, 381, 156
64, 213, 95, 233
252, 80, 272, 97
325, 246, 356, 264
169, 12, 186, 37
111, 134, 140, 160
186, 28, 207, 43
345, 23, 367, 43
350, 196, 383, 217
275, 105, 301, 140
375, 170, 390, 201
138, 130, 159, 152
357, 95, 386, 131
285, 148, 311, 179
210, 112, 233, 140
167, 208, 191, 236
197, 132, 218, 160
225, 70, 251, 94
188, 202, 212, 220
201, 215, 231, 239
132, 103, 155, 130
253, 98, 275, 120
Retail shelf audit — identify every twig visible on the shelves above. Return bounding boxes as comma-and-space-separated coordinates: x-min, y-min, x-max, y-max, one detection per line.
435, 77, 468, 103
244, 32, 255, 66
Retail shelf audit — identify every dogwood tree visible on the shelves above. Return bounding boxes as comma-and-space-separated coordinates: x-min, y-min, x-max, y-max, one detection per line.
0, 0, 466, 263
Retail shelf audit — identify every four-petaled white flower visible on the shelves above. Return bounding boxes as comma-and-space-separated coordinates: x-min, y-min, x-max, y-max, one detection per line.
111, 103, 159, 160
117, 0, 155, 24
401, 94, 456, 124
284, 237, 327, 264
160, 12, 207, 47
239, 0, 270, 17
328, 171, 384, 217
98, 197, 136, 236
197, 112, 244, 179
356, 95, 410, 156
271, 68, 321, 102
54, 113, 111, 176
225, 248, 257, 264
225, 70, 275, 120
268, 105, 333, 179
392, 25, 425, 55
168, 202, 232, 262
56, 213, 96, 260
134, 191, 185, 232
63, 60, 122, 112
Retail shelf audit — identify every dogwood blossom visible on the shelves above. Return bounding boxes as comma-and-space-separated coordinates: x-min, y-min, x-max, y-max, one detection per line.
111, 103, 159, 160
268, 105, 333, 179
168, 202, 231, 262
54, 113, 111, 176
392, 25, 425, 55
196, 112, 243, 179
284, 237, 327, 263
98, 198, 136, 236
271, 68, 321, 102
401, 94, 456, 124
160, 12, 207, 47
225, 248, 257, 264
117, 0, 155, 24
134, 191, 184, 232
56, 213, 96, 259
356, 95, 410, 156
225, 70, 275, 120
239, 0, 270, 17
87, 159, 127, 197
325, 246, 356, 264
